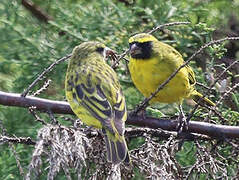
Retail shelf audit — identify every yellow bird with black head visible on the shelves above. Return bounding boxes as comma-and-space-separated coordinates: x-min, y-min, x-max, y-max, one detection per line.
128, 33, 215, 129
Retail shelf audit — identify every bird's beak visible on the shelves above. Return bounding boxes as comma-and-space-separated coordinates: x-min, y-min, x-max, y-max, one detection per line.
104, 47, 114, 58
130, 43, 141, 57
104, 47, 117, 65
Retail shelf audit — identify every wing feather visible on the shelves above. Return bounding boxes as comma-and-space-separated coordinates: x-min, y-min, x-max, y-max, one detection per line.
186, 65, 196, 85
113, 90, 127, 135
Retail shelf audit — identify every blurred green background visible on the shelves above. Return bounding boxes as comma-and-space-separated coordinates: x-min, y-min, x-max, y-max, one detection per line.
0, 0, 238, 179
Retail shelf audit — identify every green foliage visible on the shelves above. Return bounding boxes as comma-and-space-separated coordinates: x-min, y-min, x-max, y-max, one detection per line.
0, 0, 238, 179
0, 144, 34, 180
176, 142, 197, 166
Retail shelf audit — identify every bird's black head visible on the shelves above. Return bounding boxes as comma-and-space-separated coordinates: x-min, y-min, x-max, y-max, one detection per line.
129, 41, 152, 59
128, 33, 157, 59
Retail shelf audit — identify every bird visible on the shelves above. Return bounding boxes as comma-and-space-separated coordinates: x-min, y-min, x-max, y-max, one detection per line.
128, 33, 215, 130
65, 41, 130, 164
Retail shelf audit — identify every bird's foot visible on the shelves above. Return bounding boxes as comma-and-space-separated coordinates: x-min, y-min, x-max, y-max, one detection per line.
138, 108, 147, 120
130, 99, 149, 119
130, 108, 147, 120
176, 105, 189, 134
176, 114, 189, 134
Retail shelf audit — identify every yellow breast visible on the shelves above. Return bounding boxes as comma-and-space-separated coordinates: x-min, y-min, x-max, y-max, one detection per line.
128, 57, 192, 104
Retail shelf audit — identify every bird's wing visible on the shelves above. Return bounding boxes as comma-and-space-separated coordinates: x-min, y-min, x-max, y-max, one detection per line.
71, 64, 125, 135
112, 89, 127, 136
186, 65, 196, 85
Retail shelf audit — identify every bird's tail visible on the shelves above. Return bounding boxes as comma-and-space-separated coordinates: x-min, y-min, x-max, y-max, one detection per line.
103, 130, 130, 164
191, 91, 215, 107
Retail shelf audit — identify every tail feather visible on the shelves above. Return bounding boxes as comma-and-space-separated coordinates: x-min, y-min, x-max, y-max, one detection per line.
104, 130, 130, 164
192, 91, 215, 107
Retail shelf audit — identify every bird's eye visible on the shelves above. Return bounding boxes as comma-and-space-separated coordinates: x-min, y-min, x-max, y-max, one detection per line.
129, 42, 137, 48
96, 47, 104, 53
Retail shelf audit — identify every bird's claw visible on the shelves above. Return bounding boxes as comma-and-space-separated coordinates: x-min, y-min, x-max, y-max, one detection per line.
130, 108, 146, 120
177, 115, 189, 134
105, 48, 118, 67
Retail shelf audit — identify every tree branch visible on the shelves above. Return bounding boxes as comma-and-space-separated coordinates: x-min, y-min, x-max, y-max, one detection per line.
125, 127, 212, 141
0, 135, 36, 145
0, 91, 72, 114
0, 91, 239, 139
21, 0, 53, 23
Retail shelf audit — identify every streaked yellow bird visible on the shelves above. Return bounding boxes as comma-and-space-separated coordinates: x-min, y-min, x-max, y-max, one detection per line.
65, 41, 130, 164
128, 33, 215, 129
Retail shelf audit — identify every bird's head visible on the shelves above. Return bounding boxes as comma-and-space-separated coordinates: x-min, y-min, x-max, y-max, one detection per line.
128, 33, 158, 59
71, 41, 116, 62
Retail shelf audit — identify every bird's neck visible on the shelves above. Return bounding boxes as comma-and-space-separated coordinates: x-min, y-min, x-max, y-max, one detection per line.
68, 53, 103, 68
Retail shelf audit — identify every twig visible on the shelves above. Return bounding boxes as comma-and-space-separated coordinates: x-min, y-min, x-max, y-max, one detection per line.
202, 59, 239, 95
117, 0, 131, 6
196, 82, 214, 92
0, 135, 36, 145
21, 54, 72, 97
112, 50, 129, 69
0, 120, 6, 135
203, 59, 239, 122
185, 159, 200, 180
189, 59, 239, 122
216, 82, 239, 106
47, 110, 58, 125
9, 143, 25, 177
32, 79, 52, 97
148, 21, 191, 34
196, 57, 238, 93
21, 0, 53, 23
29, 107, 47, 125
224, 139, 239, 150
215, 60, 239, 81
208, 106, 227, 122
125, 127, 211, 141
